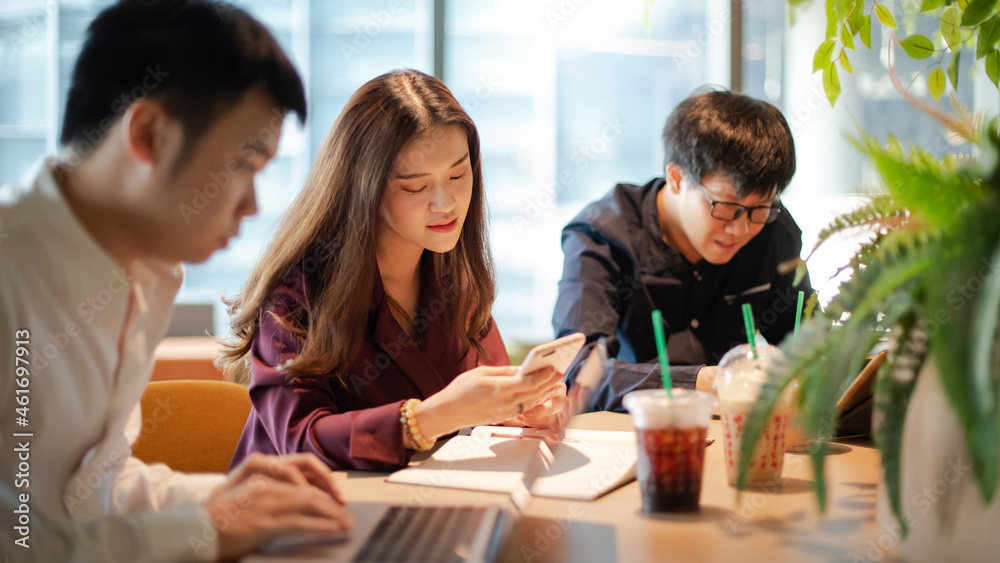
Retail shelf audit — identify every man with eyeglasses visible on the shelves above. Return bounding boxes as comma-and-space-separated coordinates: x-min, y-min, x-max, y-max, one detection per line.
553, 90, 813, 412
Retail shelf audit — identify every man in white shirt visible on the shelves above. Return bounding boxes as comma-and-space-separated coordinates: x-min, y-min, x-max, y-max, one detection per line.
0, 1, 352, 561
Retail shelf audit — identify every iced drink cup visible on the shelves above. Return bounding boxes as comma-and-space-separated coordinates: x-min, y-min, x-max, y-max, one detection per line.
716, 344, 792, 487
623, 389, 716, 512
783, 377, 810, 452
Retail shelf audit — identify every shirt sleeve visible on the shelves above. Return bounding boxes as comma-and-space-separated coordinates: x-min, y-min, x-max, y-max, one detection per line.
111, 455, 226, 513
1, 502, 217, 563
588, 360, 702, 413
102, 403, 226, 514
245, 285, 409, 471
759, 255, 815, 348
248, 283, 518, 469
552, 227, 623, 348
554, 226, 701, 409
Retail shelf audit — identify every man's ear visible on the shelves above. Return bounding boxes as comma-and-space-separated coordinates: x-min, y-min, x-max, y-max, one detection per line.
664, 163, 684, 194
120, 98, 173, 165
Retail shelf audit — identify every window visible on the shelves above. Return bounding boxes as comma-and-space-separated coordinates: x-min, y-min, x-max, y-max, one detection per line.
180, 0, 432, 331
744, 1, 983, 303
2, 1, 987, 343
446, 0, 732, 342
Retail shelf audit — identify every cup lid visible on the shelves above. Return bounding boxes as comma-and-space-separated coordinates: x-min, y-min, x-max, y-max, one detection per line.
622, 389, 716, 428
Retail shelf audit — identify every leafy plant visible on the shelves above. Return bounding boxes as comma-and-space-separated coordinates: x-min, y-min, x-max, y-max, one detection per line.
739, 1, 1000, 536
739, 117, 1000, 535
797, 0, 1000, 105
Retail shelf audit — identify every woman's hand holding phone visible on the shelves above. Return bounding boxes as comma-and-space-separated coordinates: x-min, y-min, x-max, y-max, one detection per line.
414, 364, 564, 442
506, 381, 570, 443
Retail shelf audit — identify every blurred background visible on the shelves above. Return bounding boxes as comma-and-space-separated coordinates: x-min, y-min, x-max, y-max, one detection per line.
1, 0, 996, 346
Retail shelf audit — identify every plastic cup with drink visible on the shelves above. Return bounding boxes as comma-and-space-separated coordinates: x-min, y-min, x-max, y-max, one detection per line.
623, 388, 716, 512
715, 343, 793, 488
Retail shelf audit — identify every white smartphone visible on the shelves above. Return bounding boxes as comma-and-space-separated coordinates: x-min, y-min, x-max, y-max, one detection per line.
516, 333, 586, 376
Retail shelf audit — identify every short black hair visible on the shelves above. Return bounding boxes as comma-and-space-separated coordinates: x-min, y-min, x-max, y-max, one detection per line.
61, 0, 306, 160
662, 90, 795, 198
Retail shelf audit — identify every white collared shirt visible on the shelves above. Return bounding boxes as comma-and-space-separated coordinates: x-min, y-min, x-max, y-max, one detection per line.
0, 159, 225, 562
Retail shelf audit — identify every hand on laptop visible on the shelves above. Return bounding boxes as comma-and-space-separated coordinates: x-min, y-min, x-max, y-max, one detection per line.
207, 452, 353, 559
226, 452, 347, 505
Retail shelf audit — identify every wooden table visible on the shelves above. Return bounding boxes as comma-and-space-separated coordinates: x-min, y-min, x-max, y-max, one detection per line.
247, 412, 885, 563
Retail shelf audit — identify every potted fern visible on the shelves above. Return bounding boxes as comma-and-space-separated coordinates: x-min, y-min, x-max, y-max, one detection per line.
739, 1, 1000, 560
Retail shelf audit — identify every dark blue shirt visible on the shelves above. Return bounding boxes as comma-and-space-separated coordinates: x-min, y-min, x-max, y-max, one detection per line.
553, 178, 813, 412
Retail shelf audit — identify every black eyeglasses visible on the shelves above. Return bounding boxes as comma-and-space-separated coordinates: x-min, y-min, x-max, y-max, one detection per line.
695, 183, 781, 224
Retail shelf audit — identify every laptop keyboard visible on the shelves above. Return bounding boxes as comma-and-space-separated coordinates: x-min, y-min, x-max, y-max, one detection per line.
352, 505, 487, 563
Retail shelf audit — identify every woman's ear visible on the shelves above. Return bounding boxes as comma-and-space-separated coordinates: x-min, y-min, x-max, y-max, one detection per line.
120, 98, 174, 165
664, 163, 684, 194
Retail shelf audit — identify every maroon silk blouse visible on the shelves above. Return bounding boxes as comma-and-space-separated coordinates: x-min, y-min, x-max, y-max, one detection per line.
229, 261, 510, 471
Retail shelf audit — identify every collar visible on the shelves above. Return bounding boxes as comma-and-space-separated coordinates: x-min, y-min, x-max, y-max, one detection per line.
641, 177, 691, 272
642, 177, 669, 248
370, 252, 450, 398
23, 158, 183, 312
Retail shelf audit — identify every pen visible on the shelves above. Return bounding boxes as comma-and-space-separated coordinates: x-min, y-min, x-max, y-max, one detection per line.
489, 432, 584, 443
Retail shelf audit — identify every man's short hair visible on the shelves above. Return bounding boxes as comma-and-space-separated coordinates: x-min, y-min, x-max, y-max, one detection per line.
60, 0, 306, 161
662, 90, 795, 198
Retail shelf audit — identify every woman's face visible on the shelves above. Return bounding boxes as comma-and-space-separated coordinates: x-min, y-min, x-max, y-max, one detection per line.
379, 125, 475, 256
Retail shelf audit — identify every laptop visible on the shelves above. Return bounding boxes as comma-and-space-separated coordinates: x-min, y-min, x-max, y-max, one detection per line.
835, 349, 888, 437
245, 497, 518, 562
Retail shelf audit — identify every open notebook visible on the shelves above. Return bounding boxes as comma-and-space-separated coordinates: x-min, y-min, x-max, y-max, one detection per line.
386, 425, 638, 506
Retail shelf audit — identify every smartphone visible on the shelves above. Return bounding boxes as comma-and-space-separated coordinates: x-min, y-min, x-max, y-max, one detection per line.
516, 333, 586, 376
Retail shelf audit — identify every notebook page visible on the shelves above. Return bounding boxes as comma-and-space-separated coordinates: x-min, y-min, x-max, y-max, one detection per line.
469, 426, 638, 500
386, 434, 543, 498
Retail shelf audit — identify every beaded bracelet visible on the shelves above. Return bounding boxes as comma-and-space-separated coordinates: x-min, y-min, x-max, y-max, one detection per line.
400, 398, 435, 451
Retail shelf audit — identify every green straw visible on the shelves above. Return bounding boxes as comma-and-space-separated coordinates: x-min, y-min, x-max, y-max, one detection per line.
794, 290, 805, 336
741, 303, 758, 360
651, 310, 673, 397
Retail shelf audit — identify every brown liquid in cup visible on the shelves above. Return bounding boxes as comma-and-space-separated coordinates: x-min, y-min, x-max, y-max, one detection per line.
636, 426, 708, 512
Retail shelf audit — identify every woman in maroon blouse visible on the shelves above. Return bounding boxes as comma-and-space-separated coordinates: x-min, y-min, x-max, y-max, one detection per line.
219, 69, 567, 471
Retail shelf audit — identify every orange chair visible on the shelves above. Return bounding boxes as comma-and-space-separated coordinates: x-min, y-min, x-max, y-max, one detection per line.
131, 379, 251, 474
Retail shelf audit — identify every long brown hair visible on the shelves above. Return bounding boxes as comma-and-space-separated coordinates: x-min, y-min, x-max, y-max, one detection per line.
217, 69, 496, 380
